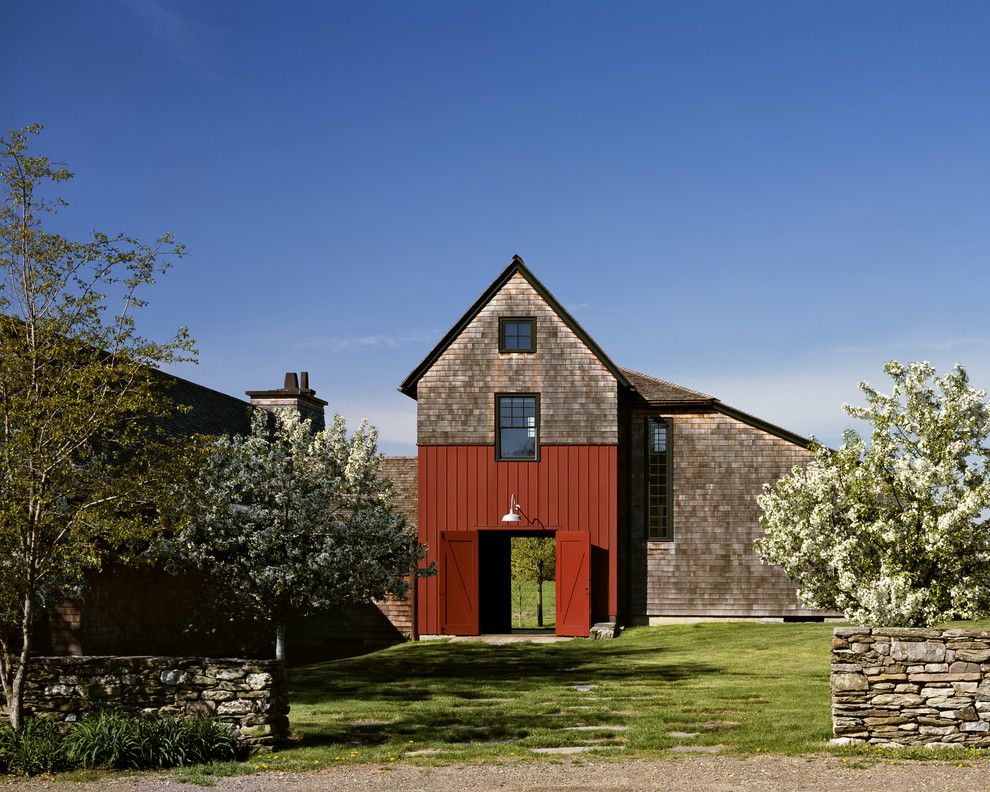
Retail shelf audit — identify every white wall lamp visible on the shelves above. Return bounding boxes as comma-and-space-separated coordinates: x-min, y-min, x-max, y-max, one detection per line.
501, 493, 523, 523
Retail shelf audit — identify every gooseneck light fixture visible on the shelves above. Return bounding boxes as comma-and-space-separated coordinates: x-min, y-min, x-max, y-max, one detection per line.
501, 493, 523, 523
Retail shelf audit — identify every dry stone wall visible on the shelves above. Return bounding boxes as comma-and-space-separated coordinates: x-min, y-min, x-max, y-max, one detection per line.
15, 656, 289, 749
831, 627, 990, 747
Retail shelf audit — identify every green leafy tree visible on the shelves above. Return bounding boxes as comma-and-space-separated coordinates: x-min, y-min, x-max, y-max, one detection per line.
756, 361, 990, 626
511, 537, 555, 627
0, 125, 193, 728
164, 408, 426, 661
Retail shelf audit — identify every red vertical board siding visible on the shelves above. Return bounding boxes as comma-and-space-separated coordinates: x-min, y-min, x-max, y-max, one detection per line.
416, 443, 619, 634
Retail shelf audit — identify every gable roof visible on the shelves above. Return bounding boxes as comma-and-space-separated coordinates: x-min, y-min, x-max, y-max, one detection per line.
398, 255, 633, 398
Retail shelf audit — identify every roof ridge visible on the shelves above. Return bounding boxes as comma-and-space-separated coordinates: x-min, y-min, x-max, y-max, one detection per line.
619, 366, 715, 401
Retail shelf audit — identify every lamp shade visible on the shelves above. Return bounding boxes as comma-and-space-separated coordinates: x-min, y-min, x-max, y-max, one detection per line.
501, 493, 522, 523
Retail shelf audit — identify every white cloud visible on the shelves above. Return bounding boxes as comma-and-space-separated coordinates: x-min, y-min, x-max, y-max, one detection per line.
296, 333, 435, 353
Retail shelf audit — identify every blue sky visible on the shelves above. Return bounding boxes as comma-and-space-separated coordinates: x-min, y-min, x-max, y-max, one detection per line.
4, 1, 990, 453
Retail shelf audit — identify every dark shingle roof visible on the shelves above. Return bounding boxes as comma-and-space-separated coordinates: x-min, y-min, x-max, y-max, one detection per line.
154, 371, 251, 437
621, 367, 714, 404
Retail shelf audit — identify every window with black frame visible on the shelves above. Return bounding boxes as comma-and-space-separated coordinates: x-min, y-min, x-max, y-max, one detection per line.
496, 395, 538, 460
646, 417, 672, 540
499, 317, 536, 352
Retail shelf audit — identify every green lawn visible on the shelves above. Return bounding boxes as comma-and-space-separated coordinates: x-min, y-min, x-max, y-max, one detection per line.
511, 578, 555, 629
49, 622, 990, 784
204, 622, 843, 776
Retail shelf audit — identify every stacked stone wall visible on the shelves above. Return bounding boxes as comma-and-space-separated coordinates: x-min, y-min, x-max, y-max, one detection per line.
831, 627, 990, 747
11, 656, 289, 750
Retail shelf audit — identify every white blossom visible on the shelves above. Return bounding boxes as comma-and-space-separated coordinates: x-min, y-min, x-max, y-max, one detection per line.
756, 361, 990, 626
160, 408, 425, 657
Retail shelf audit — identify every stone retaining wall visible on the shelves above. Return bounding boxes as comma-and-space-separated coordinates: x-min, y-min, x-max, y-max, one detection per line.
831, 627, 990, 747
12, 656, 289, 749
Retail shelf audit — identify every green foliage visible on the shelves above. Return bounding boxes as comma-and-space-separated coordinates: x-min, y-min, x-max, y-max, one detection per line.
0, 124, 195, 727
757, 361, 990, 626
510, 537, 555, 584
0, 718, 68, 775
63, 711, 238, 770
0, 712, 238, 775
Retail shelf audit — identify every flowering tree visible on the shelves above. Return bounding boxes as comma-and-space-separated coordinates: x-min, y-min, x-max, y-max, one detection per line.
756, 361, 990, 626
166, 408, 423, 661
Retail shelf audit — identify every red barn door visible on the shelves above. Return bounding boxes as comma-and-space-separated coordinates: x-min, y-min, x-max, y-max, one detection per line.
555, 531, 591, 637
439, 531, 478, 635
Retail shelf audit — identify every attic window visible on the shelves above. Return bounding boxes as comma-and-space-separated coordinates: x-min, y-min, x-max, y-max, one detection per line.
499, 317, 536, 353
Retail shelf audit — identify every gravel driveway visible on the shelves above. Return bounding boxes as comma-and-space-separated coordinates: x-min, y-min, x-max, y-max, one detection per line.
7, 756, 990, 791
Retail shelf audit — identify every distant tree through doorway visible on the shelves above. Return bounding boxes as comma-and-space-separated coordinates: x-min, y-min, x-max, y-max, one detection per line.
511, 537, 556, 629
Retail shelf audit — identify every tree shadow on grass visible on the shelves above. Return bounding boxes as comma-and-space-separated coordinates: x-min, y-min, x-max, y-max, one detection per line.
288, 638, 719, 749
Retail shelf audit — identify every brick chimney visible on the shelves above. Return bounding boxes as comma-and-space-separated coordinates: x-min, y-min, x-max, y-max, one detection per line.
246, 371, 328, 430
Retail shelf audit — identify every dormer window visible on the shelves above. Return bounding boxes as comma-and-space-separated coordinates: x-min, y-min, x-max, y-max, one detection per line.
499, 317, 536, 353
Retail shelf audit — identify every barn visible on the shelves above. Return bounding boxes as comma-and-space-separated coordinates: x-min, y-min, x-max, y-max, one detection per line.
394, 256, 831, 637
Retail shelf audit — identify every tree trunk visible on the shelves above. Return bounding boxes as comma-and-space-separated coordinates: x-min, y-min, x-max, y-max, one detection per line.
536, 574, 544, 628
8, 593, 33, 730
275, 621, 286, 663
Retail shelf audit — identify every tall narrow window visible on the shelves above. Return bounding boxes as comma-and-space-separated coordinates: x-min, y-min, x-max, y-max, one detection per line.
496, 394, 539, 460
499, 317, 536, 352
646, 417, 672, 540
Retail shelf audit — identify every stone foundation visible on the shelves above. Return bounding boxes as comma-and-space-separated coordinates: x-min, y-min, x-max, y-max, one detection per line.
831, 627, 990, 747
11, 656, 289, 749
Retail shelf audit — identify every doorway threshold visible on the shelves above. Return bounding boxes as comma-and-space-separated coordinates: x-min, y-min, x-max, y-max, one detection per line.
420, 633, 573, 644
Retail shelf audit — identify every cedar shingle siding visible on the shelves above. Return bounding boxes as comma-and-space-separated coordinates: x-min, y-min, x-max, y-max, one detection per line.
417, 272, 618, 445
627, 411, 822, 619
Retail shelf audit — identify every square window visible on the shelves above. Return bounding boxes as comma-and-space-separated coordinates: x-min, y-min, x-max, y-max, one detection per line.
496, 394, 539, 460
499, 318, 536, 352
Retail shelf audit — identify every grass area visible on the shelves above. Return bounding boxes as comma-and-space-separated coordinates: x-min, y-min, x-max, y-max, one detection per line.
510, 578, 555, 629
15, 622, 990, 782
257, 622, 843, 771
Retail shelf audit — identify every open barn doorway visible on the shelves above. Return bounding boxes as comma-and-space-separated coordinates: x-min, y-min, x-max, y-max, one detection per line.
476, 533, 556, 634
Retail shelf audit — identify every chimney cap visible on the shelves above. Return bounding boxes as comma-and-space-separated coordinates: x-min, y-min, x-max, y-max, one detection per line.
246, 370, 327, 406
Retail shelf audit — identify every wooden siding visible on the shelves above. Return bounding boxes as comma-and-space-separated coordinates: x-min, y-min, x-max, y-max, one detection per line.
416, 272, 619, 445
627, 411, 830, 618
417, 444, 618, 635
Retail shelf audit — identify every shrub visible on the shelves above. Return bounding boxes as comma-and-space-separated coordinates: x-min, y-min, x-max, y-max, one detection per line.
0, 718, 69, 776
63, 711, 239, 770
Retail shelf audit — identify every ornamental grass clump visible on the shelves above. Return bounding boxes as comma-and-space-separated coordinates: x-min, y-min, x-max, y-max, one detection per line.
0, 712, 239, 776
63, 711, 239, 770
0, 718, 68, 776
757, 360, 990, 627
